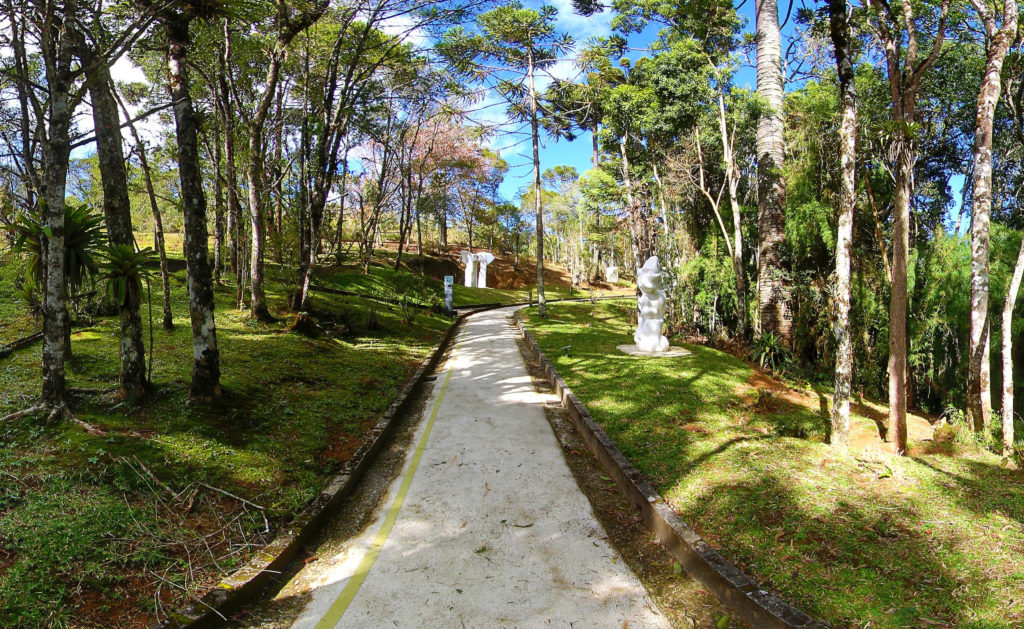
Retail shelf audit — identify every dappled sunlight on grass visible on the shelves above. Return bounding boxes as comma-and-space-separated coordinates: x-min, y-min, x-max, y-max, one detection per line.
0, 253, 449, 625
522, 300, 1024, 628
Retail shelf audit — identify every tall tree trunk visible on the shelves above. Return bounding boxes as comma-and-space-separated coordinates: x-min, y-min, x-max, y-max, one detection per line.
967, 0, 1018, 434
39, 5, 77, 414
86, 61, 146, 399
528, 50, 546, 317
166, 15, 220, 401
219, 25, 241, 277
591, 123, 599, 169
1002, 236, 1024, 453
828, 0, 858, 449
755, 0, 790, 342
871, 0, 948, 454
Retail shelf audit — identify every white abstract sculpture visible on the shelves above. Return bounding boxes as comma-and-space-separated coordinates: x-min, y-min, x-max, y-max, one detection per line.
460, 250, 479, 288
476, 252, 495, 288
605, 265, 620, 283
634, 256, 669, 353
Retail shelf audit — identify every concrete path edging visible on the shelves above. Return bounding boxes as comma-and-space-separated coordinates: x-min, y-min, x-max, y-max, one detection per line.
513, 310, 830, 629
150, 305, 505, 629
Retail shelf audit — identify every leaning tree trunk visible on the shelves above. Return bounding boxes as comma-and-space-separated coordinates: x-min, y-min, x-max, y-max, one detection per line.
115, 88, 174, 329
166, 16, 221, 401
967, 0, 1017, 435
1001, 236, 1024, 453
828, 0, 858, 449
87, 63, 146, 398
755, 0, 790, 342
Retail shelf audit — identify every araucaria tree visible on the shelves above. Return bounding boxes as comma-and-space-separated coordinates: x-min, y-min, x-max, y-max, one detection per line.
440, 2, 573, 318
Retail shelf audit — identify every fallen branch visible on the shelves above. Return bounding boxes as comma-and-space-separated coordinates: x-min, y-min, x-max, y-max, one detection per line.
132, 454, 179, 502
0, 404, 45, 423
197, 481, 270, 534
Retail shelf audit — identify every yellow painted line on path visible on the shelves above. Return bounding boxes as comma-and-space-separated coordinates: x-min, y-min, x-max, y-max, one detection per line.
314, 333, 462, 629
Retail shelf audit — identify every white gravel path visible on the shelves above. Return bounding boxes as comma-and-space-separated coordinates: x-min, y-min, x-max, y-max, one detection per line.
292, 306, 670, 629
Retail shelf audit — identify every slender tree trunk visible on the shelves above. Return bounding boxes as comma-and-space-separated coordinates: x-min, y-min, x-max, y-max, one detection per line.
166, 15, 220, 401
219, 25, 241, 277
1002, 236, 1024, 453
829, 0, 858, 449
86, 62, 146, 398
755, 0, 790, 342
114, 89, 174, 329
717, 94, 747, 340
967, 0, 1017, 434
528, 50, 546, 317
591, 123, 599, 169
245, 51, 281, 321
213, 125, 225, 283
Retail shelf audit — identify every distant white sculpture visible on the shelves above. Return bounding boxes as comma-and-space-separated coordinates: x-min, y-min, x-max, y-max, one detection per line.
476, 252, 495, 288
605, 264, 619, 283
634, 256, 669, 353
460, 250, 479, 288
460, 250, 495, 288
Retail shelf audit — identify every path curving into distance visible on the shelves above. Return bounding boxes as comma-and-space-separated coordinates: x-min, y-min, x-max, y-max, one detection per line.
289, 306, 670, 628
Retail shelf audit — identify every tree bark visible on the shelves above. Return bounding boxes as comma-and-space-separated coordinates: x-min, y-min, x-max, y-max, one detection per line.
39, 3, 78, 412
967, 0, 1017, 435
165, 15, 220, 401
755, 0, 790, 342
828, 0, 858, 450
213, 125, 225, 283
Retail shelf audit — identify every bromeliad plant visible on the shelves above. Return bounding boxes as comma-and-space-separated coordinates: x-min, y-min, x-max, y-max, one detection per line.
5, 201, 104, 296
752, 331, 791, 373
100, 245, 157, 308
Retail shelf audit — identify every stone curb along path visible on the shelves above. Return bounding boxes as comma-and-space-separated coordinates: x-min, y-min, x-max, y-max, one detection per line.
513, 310, 830, 629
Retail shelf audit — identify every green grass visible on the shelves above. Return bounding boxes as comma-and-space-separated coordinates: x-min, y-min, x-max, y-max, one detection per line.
521, 300, 1024, 628
0, 250, 448, 626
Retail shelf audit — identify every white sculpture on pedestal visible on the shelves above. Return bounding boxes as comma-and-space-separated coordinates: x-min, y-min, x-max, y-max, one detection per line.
605, 264, 619, 283
460, 250, 479, 288
460, 251, 495, 288
634, 256, 669, 353
476, 252, 495, 288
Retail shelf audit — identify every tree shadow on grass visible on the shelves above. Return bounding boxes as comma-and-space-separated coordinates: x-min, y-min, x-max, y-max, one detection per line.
672, 469, 996, 627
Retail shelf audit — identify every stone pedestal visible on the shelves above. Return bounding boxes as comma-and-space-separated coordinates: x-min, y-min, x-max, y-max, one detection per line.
605, 265, 619, 283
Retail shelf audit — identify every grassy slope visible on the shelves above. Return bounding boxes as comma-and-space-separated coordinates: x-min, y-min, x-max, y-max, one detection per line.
0, 251, 448, 627
521, 300, 1024, 629
305, 250, 616, 307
